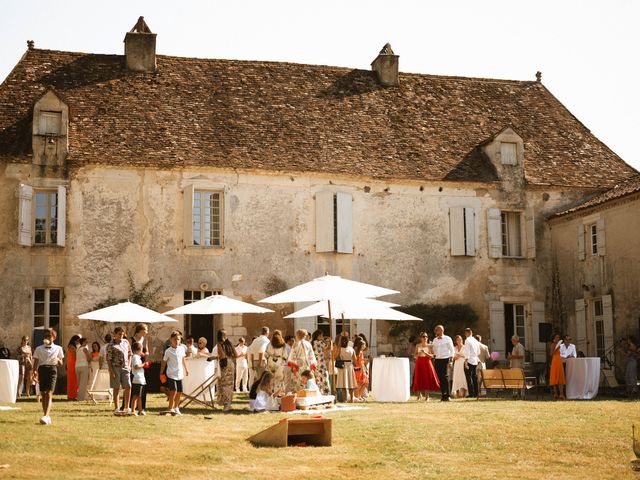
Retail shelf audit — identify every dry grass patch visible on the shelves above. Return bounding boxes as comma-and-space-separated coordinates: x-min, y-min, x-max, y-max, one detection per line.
0, 394, 638, 479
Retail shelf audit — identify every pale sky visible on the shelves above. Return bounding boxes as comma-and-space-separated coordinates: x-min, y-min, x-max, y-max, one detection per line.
2, 0, 639, 172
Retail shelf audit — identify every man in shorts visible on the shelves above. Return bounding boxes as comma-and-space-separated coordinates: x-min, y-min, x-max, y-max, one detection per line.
32, 329, 64, 425
107, 327, 132, 416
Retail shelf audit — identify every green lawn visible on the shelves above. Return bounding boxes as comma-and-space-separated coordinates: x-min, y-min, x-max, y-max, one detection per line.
0, 394, 638, 479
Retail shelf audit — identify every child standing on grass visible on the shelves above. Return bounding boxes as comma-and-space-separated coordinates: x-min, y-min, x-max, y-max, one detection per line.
32, 329, 64, 425
131, 342, 147, 416
160, 332, 189, 415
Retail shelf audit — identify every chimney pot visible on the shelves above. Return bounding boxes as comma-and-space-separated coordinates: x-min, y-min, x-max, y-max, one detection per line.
371, 43, 399, 87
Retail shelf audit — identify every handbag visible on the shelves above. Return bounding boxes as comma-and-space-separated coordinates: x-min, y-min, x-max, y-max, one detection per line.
335, 358, 345, 369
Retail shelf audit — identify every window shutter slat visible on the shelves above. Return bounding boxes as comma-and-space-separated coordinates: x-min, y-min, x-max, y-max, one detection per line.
183, 184, 194, 247
449, 207, 465, 256
18, 184, 33, 246
525, 209, 535, 258
336, 192, 353, 254
315, 191, 334, 252
531, 301, 546, 362
577, 224, 585, 260
489, 301, 505, 357
596, 218, 606, 256
602, 295, 613, 352
487, 208, 502, 258
56, 186, 66, 247
575, 299, 587, 353
464, 207, 476, 256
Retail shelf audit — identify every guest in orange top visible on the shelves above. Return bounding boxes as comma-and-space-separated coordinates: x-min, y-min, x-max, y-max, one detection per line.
66, 335, 81, 399
549, 334, 566, 400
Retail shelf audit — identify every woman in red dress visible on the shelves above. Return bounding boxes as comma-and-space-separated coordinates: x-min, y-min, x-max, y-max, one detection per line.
66, 335, 81, 399
413, 332, 440, 401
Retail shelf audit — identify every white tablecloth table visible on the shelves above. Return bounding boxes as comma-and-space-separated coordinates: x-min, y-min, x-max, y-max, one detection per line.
0, 359, 19, 404
566, 357, 600, 400
183, 357, 216, 403
372, 357, 410, 402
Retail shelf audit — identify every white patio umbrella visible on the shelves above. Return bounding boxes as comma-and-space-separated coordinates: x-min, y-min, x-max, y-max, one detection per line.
78, 301, 177, 323
284, 297, 401, 319
164, 294, 273, 315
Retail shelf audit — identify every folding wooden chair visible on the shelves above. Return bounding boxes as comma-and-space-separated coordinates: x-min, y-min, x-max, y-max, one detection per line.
87, 369, 113, 405
180, 374, 218, 410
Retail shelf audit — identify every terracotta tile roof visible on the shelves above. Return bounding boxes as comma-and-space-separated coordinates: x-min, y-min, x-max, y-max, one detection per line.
0, 48, 636, 187
554, 173, 640, 217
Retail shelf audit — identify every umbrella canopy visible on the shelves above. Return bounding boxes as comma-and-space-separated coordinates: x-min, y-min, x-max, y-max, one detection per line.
78, 301, 177, 323
164, 294, 273, 316
286, 299, 421, 321
285, 297, 400, 319
259, 275, 399, 304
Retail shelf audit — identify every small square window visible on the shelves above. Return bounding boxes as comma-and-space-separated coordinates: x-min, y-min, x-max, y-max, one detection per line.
39, 112, 62, 136
500, 142, 517, 165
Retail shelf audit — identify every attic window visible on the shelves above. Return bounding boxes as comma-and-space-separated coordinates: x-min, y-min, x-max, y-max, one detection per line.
39, 111, 62, 136
500, 142, 517, 165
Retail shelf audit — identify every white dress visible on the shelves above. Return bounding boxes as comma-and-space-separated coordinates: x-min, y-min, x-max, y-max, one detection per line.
451, 346, 468, 395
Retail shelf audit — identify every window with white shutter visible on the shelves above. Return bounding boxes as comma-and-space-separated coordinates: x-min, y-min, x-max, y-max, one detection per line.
489, 301, 505, 357
315, 191, 353, 253
500, 142, 518, 165
531, 302, 546, 362
18, 184, 33, 246
183, 185, 223, 248
449, 207, 475, 256
19, 185, 66, 247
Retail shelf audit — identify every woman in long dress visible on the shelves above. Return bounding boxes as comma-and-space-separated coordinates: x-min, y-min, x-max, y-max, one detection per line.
265, 330, 288, 394
412, 332, 440, 401
353, 336, 369, 401
335, 335, 357, 403
549, 334, 566, 400
451, 335, 468, 398
16, 335, 33, 398
287, 329, 317, 392
216, 329, 237, 412
66, 335, 81, 399
311, 330, 331, 395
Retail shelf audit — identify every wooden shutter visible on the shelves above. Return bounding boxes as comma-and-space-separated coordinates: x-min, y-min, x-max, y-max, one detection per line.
487, 208, 502, 258
464, 207, 476, 256
525, 209, 536, 258
293, 302, 317, 334
531, 301, 546, 362
489, 301, 505, 357
602, 295, 613, 352
596, 218, 606, 256
575, 299, 587, 353
183, 184, 194, 247
56, 186, 66, 247
315, 191, 334, 252
18, 184, 33, 246
336, 192, 353, 254
577, 224, 585, 260
449, 207, 466, 256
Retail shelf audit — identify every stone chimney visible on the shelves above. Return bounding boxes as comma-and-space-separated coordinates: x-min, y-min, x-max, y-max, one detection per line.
371, 43, 399, 87
124, 16, 156, 72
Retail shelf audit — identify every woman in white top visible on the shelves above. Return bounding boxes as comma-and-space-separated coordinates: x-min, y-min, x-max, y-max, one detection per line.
75, 337, 91, 401
335, 335, 357, 403
234, 337, 249, 392
451, 335, 468, 398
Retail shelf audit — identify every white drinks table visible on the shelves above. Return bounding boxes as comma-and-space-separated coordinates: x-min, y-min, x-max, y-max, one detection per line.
0, 359, 19, 404
566, 357, 600, 399
183, 357, 217, 403
372, 357, 410, 402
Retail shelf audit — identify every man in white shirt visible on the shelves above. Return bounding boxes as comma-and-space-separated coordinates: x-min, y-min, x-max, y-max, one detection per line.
32, 329, 64, 425
508, 336, 525, 369
462, 328, 481, 398
431, 324, 455, 401
559, 335, 577, 362
247, 327, 270, 383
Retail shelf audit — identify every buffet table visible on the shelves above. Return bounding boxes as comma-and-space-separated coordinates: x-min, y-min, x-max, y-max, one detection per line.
0, 359, 19, 404
182, 357, 217, 404
371, 357, 410, 402
566, 357, 600, 400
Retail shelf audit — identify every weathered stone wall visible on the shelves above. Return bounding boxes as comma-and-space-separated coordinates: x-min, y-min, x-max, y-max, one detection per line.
0, 163, 591, 357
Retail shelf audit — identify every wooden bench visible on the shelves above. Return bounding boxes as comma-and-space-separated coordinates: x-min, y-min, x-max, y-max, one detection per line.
479, 368, 531, 398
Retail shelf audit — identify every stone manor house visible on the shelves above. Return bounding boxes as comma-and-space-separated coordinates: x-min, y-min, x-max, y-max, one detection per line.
0, 19, 637, 373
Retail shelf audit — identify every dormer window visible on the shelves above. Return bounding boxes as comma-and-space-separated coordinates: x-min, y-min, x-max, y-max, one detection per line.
39, 111, 62, 136
500, 142, 517, 165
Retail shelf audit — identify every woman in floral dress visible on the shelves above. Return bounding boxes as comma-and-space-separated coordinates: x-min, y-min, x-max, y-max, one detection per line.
287, 329, 317, 392
264, 330, 288, 394
311, 330, 331, 395
216, 329, 237, 411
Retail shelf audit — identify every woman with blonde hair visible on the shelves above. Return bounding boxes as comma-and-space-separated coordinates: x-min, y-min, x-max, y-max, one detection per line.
287, 329, 317, 392
451, 335, 468, 398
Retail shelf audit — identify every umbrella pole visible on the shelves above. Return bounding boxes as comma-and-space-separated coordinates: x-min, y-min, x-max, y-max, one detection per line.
327, 300, 335, 396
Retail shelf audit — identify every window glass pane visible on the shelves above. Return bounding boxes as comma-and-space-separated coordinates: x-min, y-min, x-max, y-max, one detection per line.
594, 300, 603, 317
35, 289, 45, 302
34, 302, 45, 317
34, 315, 45, 328
49, 289, 60, 302
49, 316, 60, 329
49, 302, 60, 317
